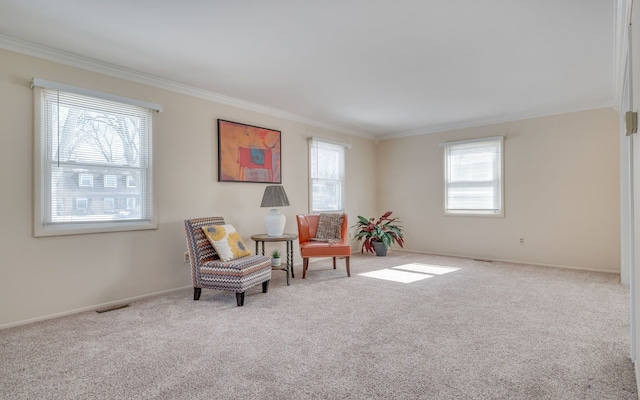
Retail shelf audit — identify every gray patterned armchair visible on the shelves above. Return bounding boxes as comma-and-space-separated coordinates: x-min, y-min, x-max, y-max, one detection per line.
184, 217, 271, 306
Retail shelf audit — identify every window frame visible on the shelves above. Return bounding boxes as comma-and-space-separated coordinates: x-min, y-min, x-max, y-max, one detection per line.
308, 137, 349, 214
103, 174, 118, 188
126, 175, 137, 188
75, 198, 89, 210
441, 136, 505, 217
33, 80, 160, 237
78, 173, 94, 188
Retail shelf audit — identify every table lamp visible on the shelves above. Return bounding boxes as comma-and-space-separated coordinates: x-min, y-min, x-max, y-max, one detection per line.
260, 185, 290, 236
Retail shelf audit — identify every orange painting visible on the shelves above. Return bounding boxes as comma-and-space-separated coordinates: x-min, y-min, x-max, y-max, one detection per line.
217, 119, 282, 183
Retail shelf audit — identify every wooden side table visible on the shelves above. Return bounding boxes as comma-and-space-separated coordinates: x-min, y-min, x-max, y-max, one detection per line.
250, 233, 298, 286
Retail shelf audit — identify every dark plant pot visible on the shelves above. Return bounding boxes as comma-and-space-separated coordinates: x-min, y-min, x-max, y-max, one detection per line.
372, 241, 387, 256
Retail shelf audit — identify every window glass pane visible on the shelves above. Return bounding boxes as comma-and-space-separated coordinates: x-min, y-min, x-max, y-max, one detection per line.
447, 184, 497, 209
78, 173, 93, 187
310, 140, 345, 213
104, 175, 117, 188
126, 175, 137, 188
40, 89, 152, 227
448, 144, 497, 183
444, 138, 503, 215
312, 148, 340, 179
312, 179, 343, 212
76, 198, 88, 210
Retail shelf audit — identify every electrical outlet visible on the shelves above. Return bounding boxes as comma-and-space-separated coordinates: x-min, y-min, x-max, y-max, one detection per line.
519, 237, 525, 245
184, 252, 190, 263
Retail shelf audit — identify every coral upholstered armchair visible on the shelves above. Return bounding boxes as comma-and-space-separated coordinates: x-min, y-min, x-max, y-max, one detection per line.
296, 213, 351, 278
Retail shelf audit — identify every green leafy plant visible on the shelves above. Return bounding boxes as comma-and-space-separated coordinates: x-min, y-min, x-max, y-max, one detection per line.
352, 211, 404, 254
271, 249, 281, 258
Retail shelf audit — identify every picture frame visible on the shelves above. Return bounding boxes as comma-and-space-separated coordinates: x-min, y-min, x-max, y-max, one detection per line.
217, 119, 282, 183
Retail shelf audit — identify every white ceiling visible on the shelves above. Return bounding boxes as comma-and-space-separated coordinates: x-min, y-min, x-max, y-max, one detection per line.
0, 1, 615, 139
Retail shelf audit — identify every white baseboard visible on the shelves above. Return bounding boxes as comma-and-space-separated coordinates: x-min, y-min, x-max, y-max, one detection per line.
392, 248, 620, 275
0, 285, 191, 331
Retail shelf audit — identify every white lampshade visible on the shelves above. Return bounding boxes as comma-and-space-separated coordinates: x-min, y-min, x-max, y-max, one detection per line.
260, 186, 290, 237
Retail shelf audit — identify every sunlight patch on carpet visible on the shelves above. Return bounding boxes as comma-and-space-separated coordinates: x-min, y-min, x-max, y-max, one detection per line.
359, 263, 459, 283
393, 263, 459, 275
359, 269, 434, 283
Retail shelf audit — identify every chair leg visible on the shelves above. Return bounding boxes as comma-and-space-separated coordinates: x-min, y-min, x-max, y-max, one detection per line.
262, 280, 270, 293
194, 287, 201, 300
346, 256, 351, 277
303, 258, 308, 279
333, 257, 336, 269
236, 292, 245, 307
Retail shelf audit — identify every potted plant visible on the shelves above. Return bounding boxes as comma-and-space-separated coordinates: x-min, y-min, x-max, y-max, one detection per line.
353, 211, 404, 256
271, 249, 282, 267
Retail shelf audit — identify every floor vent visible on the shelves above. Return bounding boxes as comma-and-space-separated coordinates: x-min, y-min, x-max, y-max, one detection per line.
96, 304, 129, 313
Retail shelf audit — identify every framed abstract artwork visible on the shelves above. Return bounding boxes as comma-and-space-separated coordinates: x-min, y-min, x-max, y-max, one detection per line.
217, 119, 282, 183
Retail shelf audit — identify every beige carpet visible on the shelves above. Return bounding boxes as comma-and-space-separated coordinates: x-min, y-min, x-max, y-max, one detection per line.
1, 251, 636, 399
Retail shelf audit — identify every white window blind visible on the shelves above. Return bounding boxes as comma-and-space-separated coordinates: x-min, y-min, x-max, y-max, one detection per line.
309, 139, 346, 213
34, 83, 158, 236
442, 137, 504, 216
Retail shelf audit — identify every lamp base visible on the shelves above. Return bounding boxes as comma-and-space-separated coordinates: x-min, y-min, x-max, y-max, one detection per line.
265, 208, 286, 237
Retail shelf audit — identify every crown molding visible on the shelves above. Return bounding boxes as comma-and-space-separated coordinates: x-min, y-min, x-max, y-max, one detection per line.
0, 33, 372, 140
378, 100, 616, 141
0, 33, 619, 142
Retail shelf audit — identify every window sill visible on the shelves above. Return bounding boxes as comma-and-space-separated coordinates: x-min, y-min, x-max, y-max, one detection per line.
444, 210, 504, 218
34, 220, 158, 237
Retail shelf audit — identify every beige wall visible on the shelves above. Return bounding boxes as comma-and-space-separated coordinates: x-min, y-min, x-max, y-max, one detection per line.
0, 46, 623, 328
377, 108, 620, 272
0, 48, 378, 328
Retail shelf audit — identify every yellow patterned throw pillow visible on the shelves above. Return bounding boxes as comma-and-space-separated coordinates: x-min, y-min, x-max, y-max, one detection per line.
202, 224, 252, 261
